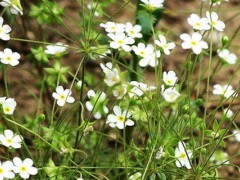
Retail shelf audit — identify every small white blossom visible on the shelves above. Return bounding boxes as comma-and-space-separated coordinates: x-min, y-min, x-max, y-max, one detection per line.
125, 22, 142, 38
87, 3, 99, 17
206, 11, 225, 32
113, 84, 127, 99
76, 81, 82, 88
12, 157, 38, 179
180, 32, 208, 55
0, 16, 11, 41
0, 97, 6, 104
217, 49, 237, 64
162, 87, 180, 103
213, 84, 236, 99
0, 129, 22, 149
100, 22, 125, 33
85, 90, 108, 119
129, 81, 156, 98
107, 106, 134, 129
2, 98, 17, 115
140, 0, 164, 9
210, 151, 229, 165
202, 0, 229, 6
132, 43, 160, 67
162, 71, 178, 86
187, 13, 210, 31
45, 42, 68, 55
154, 35, 175, 55
223, 108, 233, 118
233, 130, 240, 142
52, 86, 75, 106
108, 33, 135, 52
128, 172, 142, 180
0, 48, 20, 66
100, 63, 120, 86
0, 160, 15, 179
156, 147, 165, 160
175, 141, 192, 169
0, 0, 23, 15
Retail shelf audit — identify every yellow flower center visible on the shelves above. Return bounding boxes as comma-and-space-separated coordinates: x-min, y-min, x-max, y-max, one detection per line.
6, 56, 12, 61
129, 30, 135, 35
0, 168, 3, 174
117, 40, 124, 45
0, 28, 2, 33
20, 166, 27, 172
212, 21, 217, 26
179, 152, 186, 159
195, 22, 201, 27
139, 51, 145, 56
191, 41, 197, 46
59, 94, 66, 100
7, 138, 13, 144
4, 107, 11, 113
117, 115, 125, 122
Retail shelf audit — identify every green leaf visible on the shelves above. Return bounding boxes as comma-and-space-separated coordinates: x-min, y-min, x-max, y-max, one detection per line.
136, 10, 156, 35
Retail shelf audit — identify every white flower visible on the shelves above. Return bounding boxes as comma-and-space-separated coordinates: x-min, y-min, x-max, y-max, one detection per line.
125, 22, 142, 38
0, 48, 20, 66
113, 84, 127, 99
233, 130, 240, 142
210, 151, 229, 165
52, 86, 75, 106
175, 141, 192, 169
132, 43, 160, 67
45, 42, 68, 55
85, 90, 108, 119
77, 178, 84, 180
162, 71, 178, 86
12, 157, 38, 179
162, 87, 180, 103
223, 108, 233, 118
0, 97, 6, 104
107, 106, 134, 129
140, 0, 164, 8
0, 16, 11, 41
156, 147, 165, 160
206, 11, 225, 32
154, 35, 175, 55
100, 63, 121, 86
2, 98, 17, 115
100, 22, 125, 33
187, 13, 210, 31
108, 33, 135, 52
87, 3, 99, 17
180, 32, 208, 55
0, 161, 15, 179
217, 49, 237, 64
202, 0, 229, 6
76, 81, 82, 88
0, 0, 23, 15
129, 81, 156, 98
213, 84, 236, 99
128, 172, 142, 180
0, 129, 22, 149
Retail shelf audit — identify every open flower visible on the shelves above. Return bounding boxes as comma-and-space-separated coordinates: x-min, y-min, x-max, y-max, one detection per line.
233, 130, 240, 142
154, 35, 175, 55
125, 22, 142, 38
0, 161, 15, 179
85, 90, 108, 119
0, 129, 22, 149
108, 33, 135, 52
0, 0, 23, 15
162, 87, 180, 103
213, 84, 236, 99
45, 42, 68, 56
113, 84, 127, 99
180, 32, 208, 54
217, 49, 237, 64
0, 16, 11, 41
163, 71, 178, 86
100, 22, 125, 33
132, 43, 160, 67
12, 157, 38, 179
140, 0, 164, 9
129, 81, 156, 98
107, 106, 134, 129
2, 98, 17, 115
52, 86, 75, 106
206, 11, 225, 32
187, 13, 210, 31
100, 63, 120, 86
175, 141, 192, 169
0, 48, 20, 66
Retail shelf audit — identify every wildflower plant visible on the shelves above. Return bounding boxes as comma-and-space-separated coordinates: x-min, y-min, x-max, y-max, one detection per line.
0, 0, 239, 179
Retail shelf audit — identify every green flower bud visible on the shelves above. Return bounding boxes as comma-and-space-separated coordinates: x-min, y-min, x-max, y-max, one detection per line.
195, 99, 203, 107
38, 114, 45, 122
221, 36, 229, 47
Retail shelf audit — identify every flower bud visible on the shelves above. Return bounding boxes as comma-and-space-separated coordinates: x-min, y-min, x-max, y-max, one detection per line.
221, 36, 229, 47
